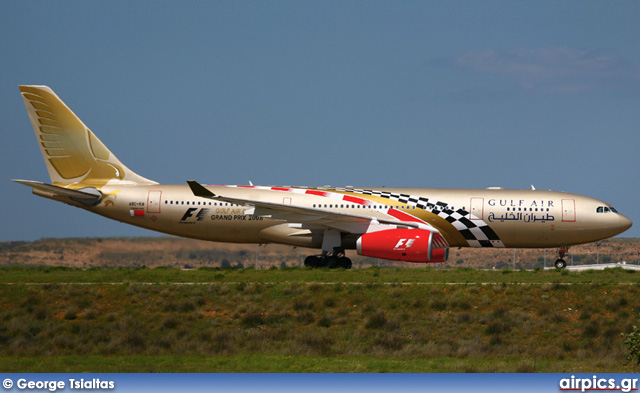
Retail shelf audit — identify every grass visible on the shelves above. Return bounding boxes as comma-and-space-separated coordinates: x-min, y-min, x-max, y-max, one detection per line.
0, 265, 639, 284
0, 354, 621, 373
0, 266, 639, 372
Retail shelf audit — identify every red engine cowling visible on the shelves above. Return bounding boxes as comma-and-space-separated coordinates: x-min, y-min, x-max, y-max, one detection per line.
356, 228, 449, 263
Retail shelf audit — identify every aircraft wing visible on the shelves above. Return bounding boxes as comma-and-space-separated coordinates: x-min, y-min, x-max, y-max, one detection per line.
187, 180, 437, 234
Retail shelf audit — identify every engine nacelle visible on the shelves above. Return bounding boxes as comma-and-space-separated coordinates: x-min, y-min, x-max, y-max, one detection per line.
356, 228, 449, 263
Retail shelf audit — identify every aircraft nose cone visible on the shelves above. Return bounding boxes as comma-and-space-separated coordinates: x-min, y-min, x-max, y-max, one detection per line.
618, 214, 633, 233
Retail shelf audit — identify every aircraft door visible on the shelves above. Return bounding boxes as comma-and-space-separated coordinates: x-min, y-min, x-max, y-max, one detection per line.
147, 190, 162, 213
470, 197, 484, 220
562, 199, 575, 222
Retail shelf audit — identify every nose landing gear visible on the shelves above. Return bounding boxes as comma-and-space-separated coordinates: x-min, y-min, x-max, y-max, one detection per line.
554, 248, 568, 269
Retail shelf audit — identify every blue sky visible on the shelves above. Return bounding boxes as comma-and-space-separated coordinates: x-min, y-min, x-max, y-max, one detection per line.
1, 1, 639, 241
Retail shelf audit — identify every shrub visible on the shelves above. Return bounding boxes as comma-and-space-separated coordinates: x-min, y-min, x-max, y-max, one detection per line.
296, 311, 315, 325
316, 315, 332, 328
430, 300, 447, 311
179, 300, 197, 312
375, 332, 405, 351
63, 306, 79, 320
365, 311, 387, 330
293, 298, 314, 311
162, 316, 179, 329
241, 309, 264, 327
485, 322, 510, 335
300, 333, 333, 355
622, 326, 640, 364
583, 321, 600, 338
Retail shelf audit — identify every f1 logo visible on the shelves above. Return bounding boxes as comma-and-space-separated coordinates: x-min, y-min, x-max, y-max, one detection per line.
393, 238, 415, 250
180, 208, 210, 222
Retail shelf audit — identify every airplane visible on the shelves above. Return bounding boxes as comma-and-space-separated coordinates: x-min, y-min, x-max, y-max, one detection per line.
13, 85, 633, 269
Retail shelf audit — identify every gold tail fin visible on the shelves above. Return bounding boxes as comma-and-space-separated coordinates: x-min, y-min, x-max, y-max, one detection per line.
19, 85, 157, 188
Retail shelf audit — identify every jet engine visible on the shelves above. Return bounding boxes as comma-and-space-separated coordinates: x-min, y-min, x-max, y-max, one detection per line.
356, 228, 449, 263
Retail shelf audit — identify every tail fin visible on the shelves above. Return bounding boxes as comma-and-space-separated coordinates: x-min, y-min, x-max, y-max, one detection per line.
19, 85, 157, 188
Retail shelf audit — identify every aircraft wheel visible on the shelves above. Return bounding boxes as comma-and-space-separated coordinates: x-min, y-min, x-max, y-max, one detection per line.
338, 257, 352, 269
316, 257, 328, 268
304, 255, 314, 267
304, 255, 322, 268
554, 259, 567, 269
326, 256, 340, 269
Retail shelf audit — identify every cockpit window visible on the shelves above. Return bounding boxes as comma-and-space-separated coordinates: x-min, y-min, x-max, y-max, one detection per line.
610, 207, 618, 213
596, 206, 603, 213
604, 207, 610, 213
596, 206, 618, 213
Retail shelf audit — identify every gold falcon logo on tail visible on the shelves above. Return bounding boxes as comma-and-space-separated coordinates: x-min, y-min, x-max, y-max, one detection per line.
19, 85, 156, 189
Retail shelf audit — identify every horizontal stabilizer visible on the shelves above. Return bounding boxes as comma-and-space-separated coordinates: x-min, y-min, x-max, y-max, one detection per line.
12, 179, 102, 206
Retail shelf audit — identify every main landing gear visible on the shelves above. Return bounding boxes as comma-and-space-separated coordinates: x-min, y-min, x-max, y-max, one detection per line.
307, 230, 352, 269
554, 248, 568, 269
304, 253, 352, 269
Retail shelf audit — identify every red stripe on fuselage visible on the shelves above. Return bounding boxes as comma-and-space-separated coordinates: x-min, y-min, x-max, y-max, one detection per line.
387, 208, 424, 223
343, 195, 365, 204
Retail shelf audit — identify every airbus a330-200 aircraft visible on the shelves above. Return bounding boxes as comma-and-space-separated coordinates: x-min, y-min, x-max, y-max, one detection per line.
13, 85, 632, 269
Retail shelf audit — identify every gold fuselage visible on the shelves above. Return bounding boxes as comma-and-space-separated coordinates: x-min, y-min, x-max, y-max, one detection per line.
79, 184, 631, 250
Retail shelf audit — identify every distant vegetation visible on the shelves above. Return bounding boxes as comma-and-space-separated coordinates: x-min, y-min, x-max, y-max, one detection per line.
0, 236, 638, 270
0, 267, 639, 372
